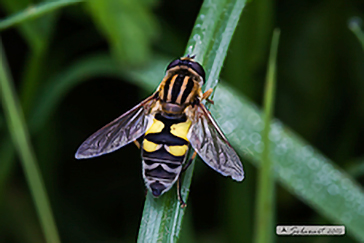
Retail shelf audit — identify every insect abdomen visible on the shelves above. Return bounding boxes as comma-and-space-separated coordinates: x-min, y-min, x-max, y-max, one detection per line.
141, 113, 191, 197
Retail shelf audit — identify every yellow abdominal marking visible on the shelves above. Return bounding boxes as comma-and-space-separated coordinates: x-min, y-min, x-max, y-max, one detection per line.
166, 145, 189, 157
145, 119, 165, 135
143, 139, 162, 152
170, 119, 192, 141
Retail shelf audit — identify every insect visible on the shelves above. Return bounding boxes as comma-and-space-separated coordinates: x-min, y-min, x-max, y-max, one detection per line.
75, 55, 244, 207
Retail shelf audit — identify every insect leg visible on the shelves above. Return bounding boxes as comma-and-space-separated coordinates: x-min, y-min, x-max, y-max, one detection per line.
177, 176, 187, 208
206, 98, 214, 104
133, 140, 141, 149
182, 151, 197, 172
202, 88, 214, 104
177, 151, 197, 208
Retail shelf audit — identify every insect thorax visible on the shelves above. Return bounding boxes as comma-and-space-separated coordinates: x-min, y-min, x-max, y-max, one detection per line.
159, 69, 200, 107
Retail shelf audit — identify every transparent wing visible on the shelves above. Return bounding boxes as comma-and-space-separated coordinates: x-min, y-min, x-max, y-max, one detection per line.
75, 95, 156, 159
188, 103, 244, 181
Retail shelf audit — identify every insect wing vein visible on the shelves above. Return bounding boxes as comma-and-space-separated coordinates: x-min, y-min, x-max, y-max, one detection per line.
75, 96, 156, 159
188, 104, 244, 181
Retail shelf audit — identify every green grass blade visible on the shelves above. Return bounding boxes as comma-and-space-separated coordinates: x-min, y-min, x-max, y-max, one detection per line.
0, 0, 84, 31
213, 84, 364, 241
0, 140, 16, 199
222, 1, 274, 241
137, 0, 247, 242
348, 17, 364, 51
1, 0, 82, 116
0, 40, 60, 243
0, 54, 120, 206
87, 0, 157, 65
254, 29, 280, 243
1, 0, 52, 51
1, 0, 59, 111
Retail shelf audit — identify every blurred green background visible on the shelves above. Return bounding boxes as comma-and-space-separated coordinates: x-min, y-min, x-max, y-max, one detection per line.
1, 0, 364, 242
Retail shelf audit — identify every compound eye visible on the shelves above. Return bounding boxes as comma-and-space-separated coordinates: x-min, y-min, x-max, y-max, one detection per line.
166, 59, 181, 71
190, 62, 206, 83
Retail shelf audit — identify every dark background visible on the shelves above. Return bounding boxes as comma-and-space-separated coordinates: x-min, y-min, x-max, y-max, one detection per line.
1, 0, 364, 242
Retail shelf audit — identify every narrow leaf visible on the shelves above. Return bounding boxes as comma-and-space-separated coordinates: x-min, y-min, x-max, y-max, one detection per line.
0, 0, 84, 31
254, 29, 280, 243
0, 40, 60, 243
87, 0, 157, 65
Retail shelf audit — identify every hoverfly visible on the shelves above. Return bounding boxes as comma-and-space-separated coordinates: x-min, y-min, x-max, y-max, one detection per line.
75, 55, 244, 207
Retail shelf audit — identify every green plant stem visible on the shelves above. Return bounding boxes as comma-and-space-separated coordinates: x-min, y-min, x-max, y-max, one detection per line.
0, 40, 60, 243
0, 0, 84, 31
254, 29, 280, 243
0, 140, 15, 200
137, 0, 247, 242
